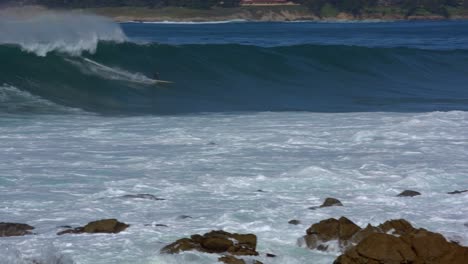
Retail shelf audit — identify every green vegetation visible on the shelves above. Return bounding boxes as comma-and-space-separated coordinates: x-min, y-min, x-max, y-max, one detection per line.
296, 0, 468, 17
1, 0, 467, 19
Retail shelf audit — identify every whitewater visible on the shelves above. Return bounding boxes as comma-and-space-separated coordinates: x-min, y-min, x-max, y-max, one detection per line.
0, 11, 467, 264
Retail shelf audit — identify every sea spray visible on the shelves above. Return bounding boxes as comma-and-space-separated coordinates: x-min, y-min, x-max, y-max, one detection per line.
0, 9, 126, 56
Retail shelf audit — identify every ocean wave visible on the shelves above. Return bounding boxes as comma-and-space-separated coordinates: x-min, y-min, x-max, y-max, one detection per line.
0, 11, 126, 56
1, 42, 468, 115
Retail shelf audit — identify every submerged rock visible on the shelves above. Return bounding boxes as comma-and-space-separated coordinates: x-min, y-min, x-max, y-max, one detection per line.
448, 190, 468, 194
0, 222, 34, 237
320, 197, 343, 207
288, 220, 301, 225
397, 190, 421, 197
120, 194, 165, 200
161, 230, 258, 256
57, 219, 129, 235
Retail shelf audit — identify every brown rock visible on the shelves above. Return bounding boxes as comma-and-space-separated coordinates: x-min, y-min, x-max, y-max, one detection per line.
83, 219, 129, 233
201, 237, 233, 253
304, 217, 361, 250
219, 256, 245, 264
356, 233, 416, 262
378, 219, 415, 235
397, 190, 421, 197
161, 230, 258, 256
57, 219, 129, 235
320, 198, 343, 207
160, 238, 199, 254
334, 224, 468, 264
218, 256, 263, 264
0, 222, 34, 237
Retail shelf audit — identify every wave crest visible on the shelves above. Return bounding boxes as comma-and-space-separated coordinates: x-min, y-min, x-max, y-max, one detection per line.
0, 9, 126, 56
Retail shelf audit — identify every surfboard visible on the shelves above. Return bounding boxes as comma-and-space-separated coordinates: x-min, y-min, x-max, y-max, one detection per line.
82, 58, 174, 85
153, 79, 173, 84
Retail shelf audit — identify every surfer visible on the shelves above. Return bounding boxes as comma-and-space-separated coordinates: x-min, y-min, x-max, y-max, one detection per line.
153, 72, 160, 80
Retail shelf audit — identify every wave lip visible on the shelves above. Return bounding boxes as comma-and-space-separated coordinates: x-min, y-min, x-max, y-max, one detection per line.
0, 11, 126, 56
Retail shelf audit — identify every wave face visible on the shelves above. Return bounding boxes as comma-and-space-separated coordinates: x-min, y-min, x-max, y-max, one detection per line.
2, 42, 468, 115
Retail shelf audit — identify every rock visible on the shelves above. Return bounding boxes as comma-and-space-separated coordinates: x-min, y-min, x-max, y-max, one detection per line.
161, 230, 258, 256
57, 219, 129, 235
397, 190, 421, 197
303, 217, 361, 250
177, 215, 192, 219
266, 253, 276, 257
448, 190, 468, 194
334, 229, 468, 264
121, 194, 165, 200
320, 197, 343, 208
378, 219, 415, 235
218, 256, 244, 264
218, 256, 263, 264
0, 222, 34, 237
288, 220, 300, 225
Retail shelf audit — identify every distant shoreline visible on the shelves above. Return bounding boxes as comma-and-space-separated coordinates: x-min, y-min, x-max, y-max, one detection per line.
2, 5, 467, 23
82, 6, 468, 23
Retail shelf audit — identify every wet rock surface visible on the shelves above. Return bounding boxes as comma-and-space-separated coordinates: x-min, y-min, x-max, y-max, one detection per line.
218, 255, 263, 264
302, 217, 468, 264
0, 222, 34, 237
161, 230, 259, 257
303, 217, 361, 250
57, 219, 129, 235
334, 229, 468, 264
397, 190, 421, 197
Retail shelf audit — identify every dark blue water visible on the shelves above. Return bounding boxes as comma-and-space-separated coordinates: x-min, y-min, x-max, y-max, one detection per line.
122, 21, 468, 49
1, 21, 468, 114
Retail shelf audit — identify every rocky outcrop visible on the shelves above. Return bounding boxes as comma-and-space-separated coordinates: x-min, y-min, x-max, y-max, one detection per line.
303, 218, 421, 251
161, 230, 258, 256
302, 217, 468, 264
57, 219, 129, 235
334, 230, 468, 264
397, 190, 421, 197
0, 222, 34, 237
303, 217, 361, 250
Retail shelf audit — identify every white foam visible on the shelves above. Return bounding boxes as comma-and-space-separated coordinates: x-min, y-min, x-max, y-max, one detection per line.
0, 111, 466, 263
0, 10, 126, 56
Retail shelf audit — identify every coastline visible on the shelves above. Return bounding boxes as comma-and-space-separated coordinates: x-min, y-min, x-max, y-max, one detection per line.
81, 6, 468, 23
